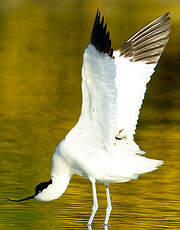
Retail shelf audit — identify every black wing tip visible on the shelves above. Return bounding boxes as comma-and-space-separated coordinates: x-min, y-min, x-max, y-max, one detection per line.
164, 12, 170, 17
90, 10, 113, 57
162, 12, 171, 22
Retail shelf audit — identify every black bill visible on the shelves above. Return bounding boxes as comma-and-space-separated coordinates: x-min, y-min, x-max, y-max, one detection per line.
6, 195, 34, 202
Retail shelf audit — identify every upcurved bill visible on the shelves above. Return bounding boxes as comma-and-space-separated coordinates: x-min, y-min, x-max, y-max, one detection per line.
6, 195, 34, 202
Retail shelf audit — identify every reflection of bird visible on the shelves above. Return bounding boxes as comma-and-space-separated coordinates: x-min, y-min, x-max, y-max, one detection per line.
8, 10, 170, 226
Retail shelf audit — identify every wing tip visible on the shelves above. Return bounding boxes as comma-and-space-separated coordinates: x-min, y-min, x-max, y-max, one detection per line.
90, 10, 113, 57
119, 12, 171, 64
164, 12, 170, 18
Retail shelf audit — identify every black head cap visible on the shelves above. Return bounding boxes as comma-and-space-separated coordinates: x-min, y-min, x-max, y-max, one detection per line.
6, 179, 52, 202
35, 179, 52, 195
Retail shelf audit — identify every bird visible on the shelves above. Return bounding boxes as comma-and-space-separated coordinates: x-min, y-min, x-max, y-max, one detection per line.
7, 10, 170, 226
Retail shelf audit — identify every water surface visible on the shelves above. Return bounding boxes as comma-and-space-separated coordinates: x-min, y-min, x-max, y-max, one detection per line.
0, 0, 180, 229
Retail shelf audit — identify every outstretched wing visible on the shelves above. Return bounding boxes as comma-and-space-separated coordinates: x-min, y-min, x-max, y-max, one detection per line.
66, 11, 170, 150
114, 13, 170, 140
78, 10, 118, 147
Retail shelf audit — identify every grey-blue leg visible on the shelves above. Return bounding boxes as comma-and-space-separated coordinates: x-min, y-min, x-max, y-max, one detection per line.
104, 184, 112, 225
88, 178, 98, 225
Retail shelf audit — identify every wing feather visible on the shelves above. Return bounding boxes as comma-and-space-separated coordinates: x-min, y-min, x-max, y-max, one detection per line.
68, 10, 118, 148
81, 45, 117, 147
114, 13, 170, 140
119, 12, 170, 63
66, 11, 170, 151
90, 10, 113, 57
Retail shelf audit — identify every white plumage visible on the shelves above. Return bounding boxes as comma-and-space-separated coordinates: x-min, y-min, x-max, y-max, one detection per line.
114, 52, 156, 140
8, 10, 170, 226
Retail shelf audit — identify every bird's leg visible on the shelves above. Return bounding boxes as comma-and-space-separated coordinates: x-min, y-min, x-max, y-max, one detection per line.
104, 184, 112, 226
87, 225, 92, 230
87, 179, 98, 225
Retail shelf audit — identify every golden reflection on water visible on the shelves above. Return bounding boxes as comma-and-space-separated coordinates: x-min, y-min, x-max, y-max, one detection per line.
0, 0, 180, 229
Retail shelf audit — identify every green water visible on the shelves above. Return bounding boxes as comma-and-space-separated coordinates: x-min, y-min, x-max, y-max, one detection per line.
0, 0, 180, 229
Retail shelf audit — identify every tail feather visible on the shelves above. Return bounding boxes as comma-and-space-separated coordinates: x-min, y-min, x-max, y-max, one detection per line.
133, 157, 163, 176
118, 155, 163, 180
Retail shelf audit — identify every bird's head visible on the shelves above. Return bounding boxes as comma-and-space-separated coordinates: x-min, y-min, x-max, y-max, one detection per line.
6, 179, 61, 202
7, 142, 71, 203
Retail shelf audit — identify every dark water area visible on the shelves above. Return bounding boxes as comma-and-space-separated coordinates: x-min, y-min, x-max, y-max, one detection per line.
0, 0, 179, 229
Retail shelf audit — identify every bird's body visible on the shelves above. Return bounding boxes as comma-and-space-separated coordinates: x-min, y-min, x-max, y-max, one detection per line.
53, 138, 162, 185
8, 10, 170, 226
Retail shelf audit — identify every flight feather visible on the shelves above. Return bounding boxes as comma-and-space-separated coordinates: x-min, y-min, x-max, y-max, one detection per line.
66, 11, 170, 150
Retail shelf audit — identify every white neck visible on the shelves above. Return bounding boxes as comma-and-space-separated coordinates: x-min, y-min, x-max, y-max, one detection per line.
35, 145, 72, 201
35, 175, 70, 201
